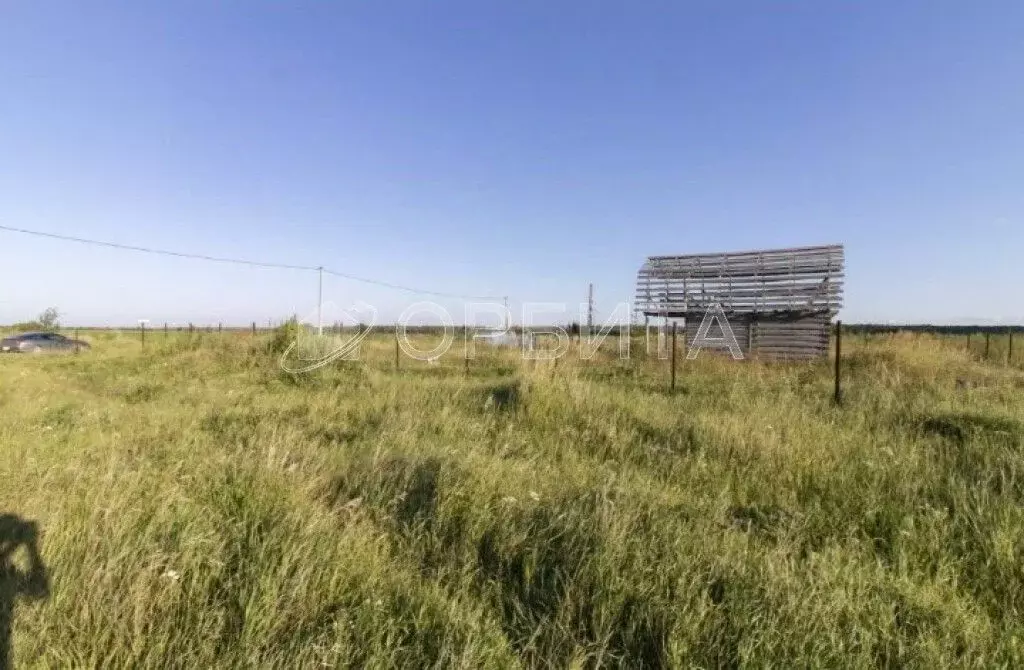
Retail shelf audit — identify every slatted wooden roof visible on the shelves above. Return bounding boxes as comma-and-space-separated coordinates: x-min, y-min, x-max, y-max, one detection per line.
635, 244, 844, 317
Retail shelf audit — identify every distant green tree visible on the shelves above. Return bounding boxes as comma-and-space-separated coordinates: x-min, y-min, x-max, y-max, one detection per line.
38, 307, 61, 331
267, 316, 299, 355
11, 307, 61, 332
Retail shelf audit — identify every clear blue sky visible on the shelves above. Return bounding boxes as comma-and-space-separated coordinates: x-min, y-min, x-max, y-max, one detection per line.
1, 1, 1021, 326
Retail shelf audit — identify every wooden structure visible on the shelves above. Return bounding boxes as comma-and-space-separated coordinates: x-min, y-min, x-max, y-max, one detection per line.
635, 244, 844, 360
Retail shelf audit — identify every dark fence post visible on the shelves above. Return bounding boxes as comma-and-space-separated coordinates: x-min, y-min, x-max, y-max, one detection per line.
140, 322, 146, 349
252, 321, 257, 336
189, 323, 194, 335
75, 328, 80, 354
834, 320, 843, 405
670, 321, 677, 392
1009, 329, 1014, 365
218, 322, 222, 334
464, 351, 470, 376
985, 332, 991, 359
967, 332, 972, 351
164, 322, 168, 338
395, 335, 400, 371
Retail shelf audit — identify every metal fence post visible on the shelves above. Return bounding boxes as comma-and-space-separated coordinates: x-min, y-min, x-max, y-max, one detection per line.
834, 320, 843, 405
670, 321, 677, 392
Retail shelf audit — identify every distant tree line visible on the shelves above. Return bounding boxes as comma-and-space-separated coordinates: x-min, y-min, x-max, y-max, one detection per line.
10, 307, 61, 332
843, 323, 1023, 335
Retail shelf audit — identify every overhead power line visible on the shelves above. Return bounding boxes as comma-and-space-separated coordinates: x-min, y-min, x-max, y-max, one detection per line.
0, 223, 317, 271
0, 223, 502, 300
319, 267, 495, 300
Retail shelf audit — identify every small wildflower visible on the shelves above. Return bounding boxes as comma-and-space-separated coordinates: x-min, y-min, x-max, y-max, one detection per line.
162, 569, 181, 582
501, 496, 517, 504
529, 491, 541, 502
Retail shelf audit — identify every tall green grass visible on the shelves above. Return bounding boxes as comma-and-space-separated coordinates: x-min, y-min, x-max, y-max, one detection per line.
0, 329, 1022, 667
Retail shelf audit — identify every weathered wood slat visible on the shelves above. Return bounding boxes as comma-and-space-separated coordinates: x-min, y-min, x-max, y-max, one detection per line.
643, 304, 842, 314
640, 247, 842, 360
637, 244, 844, 320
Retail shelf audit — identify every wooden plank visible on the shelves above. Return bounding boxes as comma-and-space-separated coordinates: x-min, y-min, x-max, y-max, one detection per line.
648, 243, 843, 263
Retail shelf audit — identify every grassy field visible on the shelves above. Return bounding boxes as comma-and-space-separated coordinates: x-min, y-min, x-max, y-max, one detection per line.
1, 328, 1023, 668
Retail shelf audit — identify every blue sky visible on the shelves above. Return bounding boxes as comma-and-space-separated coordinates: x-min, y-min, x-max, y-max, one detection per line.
1, 1, 1021, 326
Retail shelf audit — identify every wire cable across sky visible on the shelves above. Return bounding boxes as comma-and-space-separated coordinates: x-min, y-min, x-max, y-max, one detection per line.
0, 223, 504, 301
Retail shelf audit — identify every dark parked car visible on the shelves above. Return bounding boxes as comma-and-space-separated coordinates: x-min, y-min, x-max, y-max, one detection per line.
0, 331, 90, 353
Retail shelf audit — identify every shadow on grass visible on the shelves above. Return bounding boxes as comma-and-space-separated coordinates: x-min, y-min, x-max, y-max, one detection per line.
917, 412, 1021, 448
323, 457, 673, 667
323, 456, 443, 532
0, 515, 49, 670
483, 381, 521, 412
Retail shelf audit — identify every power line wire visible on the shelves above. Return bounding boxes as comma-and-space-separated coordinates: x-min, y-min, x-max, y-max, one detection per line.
320, 267, 497, 300
0, 223, 502, 301
0, 224, 317, 271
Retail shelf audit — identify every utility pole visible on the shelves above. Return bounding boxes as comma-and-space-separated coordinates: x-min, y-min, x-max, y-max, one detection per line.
317, 266, 324, 336
587, 283, 594, 336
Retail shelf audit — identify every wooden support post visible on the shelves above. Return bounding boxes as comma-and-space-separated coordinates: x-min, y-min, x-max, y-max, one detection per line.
140, 322, 146, 349
164, 322, 168, 337
74, 328, 80, 354
985, 332, 991, 359
252, 321, 257, 336
188, 323, 194, 335
465, 351, 470, 376
967, 332, 972, 351
670, 321, 677, 392
218, 322, 222, 334
834, 320, 843, 405
395, 335, 400, 370
1009, 329, 1014, 365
